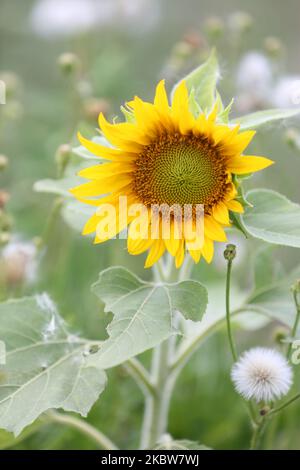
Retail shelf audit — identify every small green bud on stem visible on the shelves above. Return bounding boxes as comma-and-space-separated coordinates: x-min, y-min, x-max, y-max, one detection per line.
224, 244, 237, 262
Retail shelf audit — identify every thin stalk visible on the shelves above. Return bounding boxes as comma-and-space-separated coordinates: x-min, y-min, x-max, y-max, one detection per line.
250, 418, 266, 450
287, 290, 300, 359
268, 393, 300, 417
225, 258, 238, 362
47, 411, 118, 450
125, 358, 156, 397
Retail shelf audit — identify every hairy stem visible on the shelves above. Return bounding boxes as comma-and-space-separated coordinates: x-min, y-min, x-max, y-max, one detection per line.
140, 256, 182, 449
287, 290, 300, 359
47, 411, 118, 450
225, 258, 238, 362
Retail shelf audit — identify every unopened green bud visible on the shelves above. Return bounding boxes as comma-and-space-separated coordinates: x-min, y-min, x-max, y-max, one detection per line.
0, 231, 10, 245
204, 16, 224, 39
285, 128, 300, 149
0, 154, 8, 171
260, 405, 270, 416
264, 36, 283, 58
83, 98, 110, 121
58, 52, 80, 75
0, 71, 21, 98
224, 244, 237, 262
273, 326, 289, 345
229, 11, 253, 34
291, 279, 300, 294
55, 144, 72, 176
173, 41, 193, 59
0, 190, 10, 209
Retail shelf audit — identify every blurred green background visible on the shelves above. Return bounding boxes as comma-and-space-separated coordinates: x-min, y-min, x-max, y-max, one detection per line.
1, 0, 300, 450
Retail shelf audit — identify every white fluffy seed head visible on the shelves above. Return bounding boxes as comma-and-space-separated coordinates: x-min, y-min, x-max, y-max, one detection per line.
231, 347, 293, 403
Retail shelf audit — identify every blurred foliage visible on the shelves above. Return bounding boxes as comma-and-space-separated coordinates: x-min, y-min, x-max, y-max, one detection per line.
1, 0, 300, 450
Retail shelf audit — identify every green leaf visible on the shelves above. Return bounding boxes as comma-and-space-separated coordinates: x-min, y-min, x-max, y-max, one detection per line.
218, 98, 234, 124
62, 200, 94, 234
33, 177, 79, 198
242, 189, 300, 247
253, 245, 284, 291
88, 267, 208, 369
171, 49, 220, 112
167, 280, 208, 322
154, 435, 211, 450
0, 295, 106, 436
245, 263, 300, 330
232, 108, 300, 131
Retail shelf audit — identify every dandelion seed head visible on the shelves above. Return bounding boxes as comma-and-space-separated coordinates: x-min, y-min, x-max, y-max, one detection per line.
231, 347, 293, 403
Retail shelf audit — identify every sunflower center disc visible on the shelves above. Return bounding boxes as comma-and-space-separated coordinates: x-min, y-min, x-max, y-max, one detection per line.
134, 133, 229, 211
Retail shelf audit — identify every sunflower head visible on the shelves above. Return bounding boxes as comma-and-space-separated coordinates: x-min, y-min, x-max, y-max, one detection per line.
70, 79, 273, 268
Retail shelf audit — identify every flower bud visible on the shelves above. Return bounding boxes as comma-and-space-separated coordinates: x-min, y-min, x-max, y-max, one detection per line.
0, 71, 21, 99
0, 190, 10, 209
58, 52, 80, 75
173, 41, 193, 60
224, 244, 236, 261
55, 144, 72, 176
264, 36, 283, 59
0, 154, 8, 171
229, 11, 253, 34
284, 128, 300, 149
183, 31, 205, 49
204, 16, 224, 39
0, 231, 10, 245
83, 98, 111, 121
291, 279, 300, 294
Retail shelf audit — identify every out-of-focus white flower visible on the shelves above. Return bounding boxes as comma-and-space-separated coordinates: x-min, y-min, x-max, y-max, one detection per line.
272, 76, 300, 108
231, 347, 293, 403
30, 0, 100, 37
236, 52, 272, 98
30, 0, 160, 37
0, 239, 38, 285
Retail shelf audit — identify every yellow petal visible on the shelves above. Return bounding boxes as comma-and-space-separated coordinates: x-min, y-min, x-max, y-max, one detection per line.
175, 240, 185, 268
228, 155, 274, 174
70, 174, 132, 197
171, 81, 194, 134
226, 199, 244, 213
212, 202, 230, 225
98, 113, 147, 152
202, 237, 214, 263
78, 132, 135, 161
154, 79, 170, 113
163, 219, 180, 256
204, 216, 227, 242
78, 162, 134, 179
144, 239, 165, 268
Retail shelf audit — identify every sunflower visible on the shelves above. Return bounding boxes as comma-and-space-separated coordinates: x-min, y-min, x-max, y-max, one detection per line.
70, 80, 273, 268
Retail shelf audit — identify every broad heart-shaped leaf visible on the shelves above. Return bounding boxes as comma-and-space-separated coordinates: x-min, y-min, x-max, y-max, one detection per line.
88, 267, 208, 369
244, 263, 300, 331
253, 245, 284, 291
241, 189, 300, 248
154, 435, 211, 450
232, 108, 300, 130
171, 49, 219, 112
167, 281, 208, 322
0, 295, 106, 436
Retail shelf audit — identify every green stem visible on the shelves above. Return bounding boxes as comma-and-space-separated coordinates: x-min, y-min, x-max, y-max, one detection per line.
225, 259, 238, 362
287, 291, 300, 359
125, 358, 156, 397
47, 411, 118, 450
250, 418, 266, 450
268, 393, 300, 416
140, 256, 180, 449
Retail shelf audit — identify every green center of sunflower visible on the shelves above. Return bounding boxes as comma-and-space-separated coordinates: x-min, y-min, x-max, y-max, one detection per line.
134, 133, 230, 212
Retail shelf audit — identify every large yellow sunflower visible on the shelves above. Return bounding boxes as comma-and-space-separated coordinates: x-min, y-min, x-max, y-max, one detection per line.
70, 80, 273, 268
